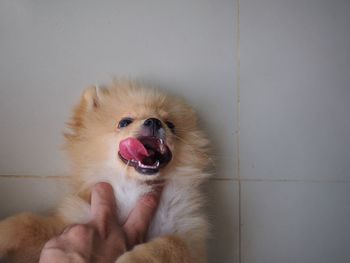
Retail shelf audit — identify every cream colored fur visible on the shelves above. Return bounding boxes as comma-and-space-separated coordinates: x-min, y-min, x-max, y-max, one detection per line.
0, 81, 210, 263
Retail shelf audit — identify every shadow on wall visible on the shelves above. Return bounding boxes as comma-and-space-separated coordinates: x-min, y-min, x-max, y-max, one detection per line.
206, 180, 237, 263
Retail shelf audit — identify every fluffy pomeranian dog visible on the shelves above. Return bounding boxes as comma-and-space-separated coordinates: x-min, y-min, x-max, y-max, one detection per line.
0, 81, 210, 263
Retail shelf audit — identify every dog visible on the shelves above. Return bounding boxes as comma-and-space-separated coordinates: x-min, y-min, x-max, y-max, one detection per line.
0, 80, 210, 263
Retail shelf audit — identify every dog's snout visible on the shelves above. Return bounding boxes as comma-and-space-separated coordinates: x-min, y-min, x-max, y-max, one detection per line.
144, 118, 163, 130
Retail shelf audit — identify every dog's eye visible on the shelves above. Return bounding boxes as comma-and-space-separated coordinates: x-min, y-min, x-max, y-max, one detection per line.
118, 118, 133, 128
165, 121, 175, 132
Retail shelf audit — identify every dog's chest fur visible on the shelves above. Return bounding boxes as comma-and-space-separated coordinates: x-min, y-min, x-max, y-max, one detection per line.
60, 169, 206, 241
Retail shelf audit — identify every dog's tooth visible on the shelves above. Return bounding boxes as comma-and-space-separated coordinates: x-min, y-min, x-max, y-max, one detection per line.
160, 144, 165, 153
155, 160, 160, 168
137, 160, 160, 169
138, 161, 147, 168
158, 139, 166, 153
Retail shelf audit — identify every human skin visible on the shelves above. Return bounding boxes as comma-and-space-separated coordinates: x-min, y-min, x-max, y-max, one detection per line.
39, 182, 162, 263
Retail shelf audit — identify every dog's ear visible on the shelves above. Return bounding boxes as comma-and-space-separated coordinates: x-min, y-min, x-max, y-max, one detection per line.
65, 85, 108, 139
82, 85, 102, 110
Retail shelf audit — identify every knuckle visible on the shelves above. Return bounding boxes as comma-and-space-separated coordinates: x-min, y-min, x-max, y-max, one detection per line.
68, 224, 93, 239
115, 237, 128, 252
124, 227, 145, 248
99, 205, 113, 218
43, 236, 61, 249
98, 205, 115, 224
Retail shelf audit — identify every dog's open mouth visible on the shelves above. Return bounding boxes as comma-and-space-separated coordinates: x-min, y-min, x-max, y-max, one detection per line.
118, 137, 172, 175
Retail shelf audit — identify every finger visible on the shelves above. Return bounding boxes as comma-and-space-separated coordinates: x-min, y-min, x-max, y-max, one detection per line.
90, 182, 118, 239
40, 236, 72, 262
40, 244, 88, 263
47, 225, 94, 256
123, 186, 163, 247
39, 247, 71, 263
62, 224, 94, 251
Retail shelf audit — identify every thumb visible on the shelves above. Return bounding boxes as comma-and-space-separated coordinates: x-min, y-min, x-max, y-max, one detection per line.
123, 186, 163, 247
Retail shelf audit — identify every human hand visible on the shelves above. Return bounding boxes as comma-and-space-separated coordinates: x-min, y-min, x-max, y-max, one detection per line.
39, 182, 162, 263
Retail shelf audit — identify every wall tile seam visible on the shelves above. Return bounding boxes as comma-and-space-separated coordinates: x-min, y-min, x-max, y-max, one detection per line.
237, 178, 350, 184
235, 0, 242, 262
0, 175, 236, 181
1, 175, 349, 184
0, 175, 69, 179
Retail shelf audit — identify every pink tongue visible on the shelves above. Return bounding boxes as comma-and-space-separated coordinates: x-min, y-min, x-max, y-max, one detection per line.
119, 137, 149, 162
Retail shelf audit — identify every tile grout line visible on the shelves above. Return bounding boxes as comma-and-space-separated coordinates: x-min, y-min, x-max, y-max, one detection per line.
1, 175, 349, 184
236, 178, 350, 184
235, 0, 242, 262
0, 174, 350, 184
0, 175, 69, 179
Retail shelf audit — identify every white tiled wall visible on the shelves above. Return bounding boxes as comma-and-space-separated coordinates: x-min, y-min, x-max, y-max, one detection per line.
0, 177, 69, 217
241, 181, 350, 263
239, 0, 350, 262
240, 0, 350, 182
1, 1, 350, 263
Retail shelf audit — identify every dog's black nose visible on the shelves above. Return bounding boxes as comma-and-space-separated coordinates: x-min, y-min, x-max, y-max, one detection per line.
143, 118, 163, 130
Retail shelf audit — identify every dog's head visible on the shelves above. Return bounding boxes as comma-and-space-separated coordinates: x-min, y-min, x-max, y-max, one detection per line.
65, 81, 209, 182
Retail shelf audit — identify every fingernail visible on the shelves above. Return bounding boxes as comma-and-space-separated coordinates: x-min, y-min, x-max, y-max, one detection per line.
93, 182, 114, 199
95, 182, 113, 192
